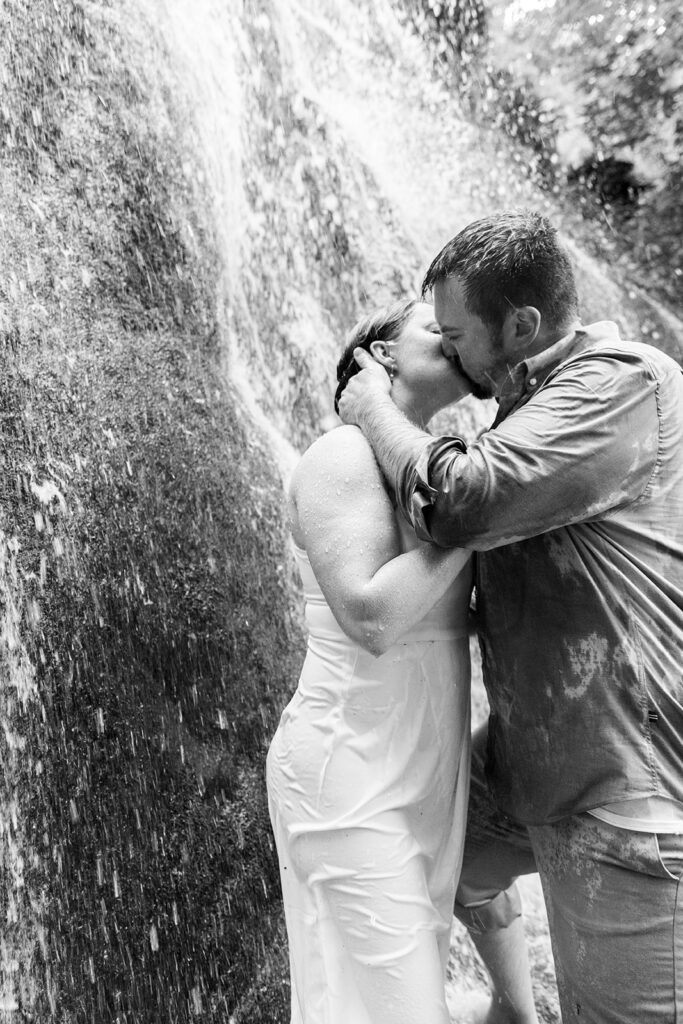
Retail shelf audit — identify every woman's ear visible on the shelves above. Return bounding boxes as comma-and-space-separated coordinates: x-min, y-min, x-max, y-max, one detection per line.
368, 339, 396, 369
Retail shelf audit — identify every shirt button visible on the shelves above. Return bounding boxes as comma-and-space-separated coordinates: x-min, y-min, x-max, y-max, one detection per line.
529, 377, 537, 387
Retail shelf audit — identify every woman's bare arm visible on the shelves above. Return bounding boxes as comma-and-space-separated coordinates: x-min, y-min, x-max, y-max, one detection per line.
289, 425, 470, 656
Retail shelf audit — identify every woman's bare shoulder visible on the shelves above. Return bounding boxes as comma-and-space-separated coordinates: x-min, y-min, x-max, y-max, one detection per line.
291, 425, 380, 492
288, 425, 392, 549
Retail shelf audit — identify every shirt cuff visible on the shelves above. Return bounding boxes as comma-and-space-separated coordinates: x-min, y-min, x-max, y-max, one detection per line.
397, 435, 467, 541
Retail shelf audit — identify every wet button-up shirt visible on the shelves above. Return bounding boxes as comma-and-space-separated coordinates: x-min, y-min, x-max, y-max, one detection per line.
397, 321, 683, 825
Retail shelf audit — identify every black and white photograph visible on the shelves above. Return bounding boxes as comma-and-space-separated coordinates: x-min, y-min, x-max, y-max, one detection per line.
0, 1, 682, 1021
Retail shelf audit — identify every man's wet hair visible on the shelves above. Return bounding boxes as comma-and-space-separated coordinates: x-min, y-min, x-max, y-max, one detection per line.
334, 298, 416, 414
421, 210, 579, 333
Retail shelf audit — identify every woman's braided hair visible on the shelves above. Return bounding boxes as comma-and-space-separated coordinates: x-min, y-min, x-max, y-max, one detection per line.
334, 298, 417, 415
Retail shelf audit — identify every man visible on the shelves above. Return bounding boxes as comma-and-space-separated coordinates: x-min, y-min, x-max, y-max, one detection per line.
338, 211, 683, 1024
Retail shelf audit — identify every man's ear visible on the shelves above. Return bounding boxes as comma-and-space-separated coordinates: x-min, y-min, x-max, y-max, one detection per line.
502, 305, 541, 357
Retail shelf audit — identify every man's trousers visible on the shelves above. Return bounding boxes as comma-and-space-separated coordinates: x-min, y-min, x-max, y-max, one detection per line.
455, 724, 683, 1023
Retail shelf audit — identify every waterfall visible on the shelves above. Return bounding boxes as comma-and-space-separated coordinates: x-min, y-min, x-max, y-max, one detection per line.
0, 1, 680, 1021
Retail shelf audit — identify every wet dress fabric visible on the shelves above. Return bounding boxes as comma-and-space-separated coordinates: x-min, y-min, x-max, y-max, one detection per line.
266, 540, 471, 1024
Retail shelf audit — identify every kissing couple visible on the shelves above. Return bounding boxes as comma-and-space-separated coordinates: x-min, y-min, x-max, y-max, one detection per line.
267, 210, 683, 1024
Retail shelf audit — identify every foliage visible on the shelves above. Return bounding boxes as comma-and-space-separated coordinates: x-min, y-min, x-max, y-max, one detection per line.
476, 64, 559, 184
397, 0, 559, 185
485, 0, 683, 311
395, 0, 488, 72
491, 0, 682, 161
580, 2, 682, 158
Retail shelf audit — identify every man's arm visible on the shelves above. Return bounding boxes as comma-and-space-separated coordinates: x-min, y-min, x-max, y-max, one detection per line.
423, 353, 662, 549
341, 348, 663, 550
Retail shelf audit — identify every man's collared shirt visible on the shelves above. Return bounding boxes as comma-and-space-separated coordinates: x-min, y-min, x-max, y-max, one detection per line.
396, 321, 683, 824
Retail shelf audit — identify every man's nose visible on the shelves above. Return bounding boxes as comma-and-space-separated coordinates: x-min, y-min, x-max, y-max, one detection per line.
441, 337, 456, 358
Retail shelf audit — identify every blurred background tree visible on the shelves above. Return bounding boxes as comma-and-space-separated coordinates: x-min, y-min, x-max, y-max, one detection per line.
398, 0, 683, 309
484, 0, 683, 309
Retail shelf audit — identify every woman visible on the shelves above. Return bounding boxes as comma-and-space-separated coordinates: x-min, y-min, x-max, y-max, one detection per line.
267, 299, 473, 1024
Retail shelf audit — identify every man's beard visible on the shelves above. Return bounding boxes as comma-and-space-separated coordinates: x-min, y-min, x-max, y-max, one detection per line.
450, 351, 495, 401
469, 378, 495, 401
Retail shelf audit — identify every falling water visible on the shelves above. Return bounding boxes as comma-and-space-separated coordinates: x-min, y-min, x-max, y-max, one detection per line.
0, 0, 681, 1021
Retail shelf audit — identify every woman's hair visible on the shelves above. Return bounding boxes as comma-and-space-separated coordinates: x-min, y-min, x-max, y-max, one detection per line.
334, 298, 417, 414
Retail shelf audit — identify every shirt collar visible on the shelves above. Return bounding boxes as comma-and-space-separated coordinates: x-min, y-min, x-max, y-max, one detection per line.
493, 321, 621, 425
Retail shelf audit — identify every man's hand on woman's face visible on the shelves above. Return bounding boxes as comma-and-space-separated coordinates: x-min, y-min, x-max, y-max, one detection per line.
337, 348, 392, 425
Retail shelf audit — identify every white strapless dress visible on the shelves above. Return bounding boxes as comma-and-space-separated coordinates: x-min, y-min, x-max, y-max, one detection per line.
266, 539, 471, 1024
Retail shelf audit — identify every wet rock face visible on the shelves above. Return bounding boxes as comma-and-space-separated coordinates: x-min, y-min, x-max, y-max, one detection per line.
5, 341, 299, 1021
0, 2, 304, 1019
